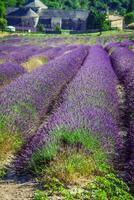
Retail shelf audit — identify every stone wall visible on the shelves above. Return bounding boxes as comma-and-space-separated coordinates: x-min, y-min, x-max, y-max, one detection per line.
21, 17, 39, 27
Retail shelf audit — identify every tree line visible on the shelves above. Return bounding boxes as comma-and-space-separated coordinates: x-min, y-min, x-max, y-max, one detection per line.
2, 0, 133, 15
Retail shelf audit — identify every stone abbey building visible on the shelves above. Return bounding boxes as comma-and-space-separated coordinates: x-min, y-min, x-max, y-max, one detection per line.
7, 0, 90, 31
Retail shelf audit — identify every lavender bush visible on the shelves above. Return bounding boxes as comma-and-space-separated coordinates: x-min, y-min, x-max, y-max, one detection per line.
1, 44, 77, 66
105, 40, 134, 52
110, 47, 134, 184
0, 46, 88, 134
0, 44, 42, 64
33, 46, 66, 61
35, 45, 78, 61
8, 45, 42, 64
23, 45, 78, 72
121, 40, 134, 47
0, 44, 35, 53
0, 62, 26, 87
15, 45, 120, 171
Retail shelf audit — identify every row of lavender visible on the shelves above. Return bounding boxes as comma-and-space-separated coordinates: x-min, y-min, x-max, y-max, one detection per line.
108, 46, 134, 186
0, 43, 78, 88
0, 43, 76, 65
0, 46, 88, 135
15, 45, 121, 171
0, 62, 26, 87
0, 37, 134, 184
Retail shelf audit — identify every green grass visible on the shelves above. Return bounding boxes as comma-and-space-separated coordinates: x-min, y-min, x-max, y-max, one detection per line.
0, 127, 23, 180
33, 190, 49, 200
18, 29, 134, 38
0, 131, 23, 161
129, 45, 134, 50
0, 115, 24, 162
0, 167, 7, 179
1, 29, 133, 40
16, 29, 134, 46
31, 128, 134, 199
33, 170, 134, 200
41, 148, 97, 185
84, 173, 134, 200
33, 173, 134, 200
29, 129, 109, 175
22, 56, 47, 72
32, 152, 134, 199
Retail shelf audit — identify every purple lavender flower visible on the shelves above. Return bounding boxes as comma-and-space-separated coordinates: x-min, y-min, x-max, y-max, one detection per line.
0, 46, 88, 134
105, 42, 121, 52
121, 40, 134, 47
110, 47, 134, 184
35, 45, 78, 61
0, 62, 26, 87
105, 40, 134, 52
8, 45, 42, 64
0, 44, 43, 64
15, 45, 120, 171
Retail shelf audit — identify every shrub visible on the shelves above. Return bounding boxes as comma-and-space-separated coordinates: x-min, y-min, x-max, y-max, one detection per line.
29, 129, 109, 177
105, 41, 134, 52
0, 46, 88, 134
110, 46, 134, 185
128, 22, 134, 29
0, 18, 7, 31
54, 25, 61, 32
0, 62, 26, 87
37, 24, 45, 33
8, 45, 42, 64
15, 46, 120, 172
102, 19, 111, 31
36, 46, 67, 61
125, 11, 134, 25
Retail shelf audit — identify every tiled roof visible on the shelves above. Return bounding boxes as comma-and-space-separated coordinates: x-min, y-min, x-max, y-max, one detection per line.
8, 8, 38, 17
39, 9, 90, 20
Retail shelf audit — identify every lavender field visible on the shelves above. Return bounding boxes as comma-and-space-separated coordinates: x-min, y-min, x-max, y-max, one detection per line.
0, 34, 134, 200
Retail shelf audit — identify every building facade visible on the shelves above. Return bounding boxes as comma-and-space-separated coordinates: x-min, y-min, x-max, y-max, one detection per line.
108, 15, 124, 30
7, 0, 90, 31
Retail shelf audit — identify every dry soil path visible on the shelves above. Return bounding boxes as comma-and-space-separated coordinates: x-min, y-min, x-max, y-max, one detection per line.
0, 181, 34, 200
0, 155, 35, 200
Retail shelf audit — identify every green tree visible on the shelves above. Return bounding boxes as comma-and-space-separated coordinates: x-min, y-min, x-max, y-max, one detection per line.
0, 1, 6, 18
80, 0, 89, 9
16, 0, 25, 6
127, 0, 134, 12
125, 11, 134, 24
37, 23, 45, 32
87, 10, 109, 31
0, 1, 7, 31
72, 0, 81, 9
0, 18, 7, 31
6, 0, 17, 7
4, 0, 131, 15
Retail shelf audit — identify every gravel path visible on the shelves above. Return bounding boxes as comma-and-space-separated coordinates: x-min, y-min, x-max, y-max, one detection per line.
0, 181, 34, 200
0, 154, 35, 200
